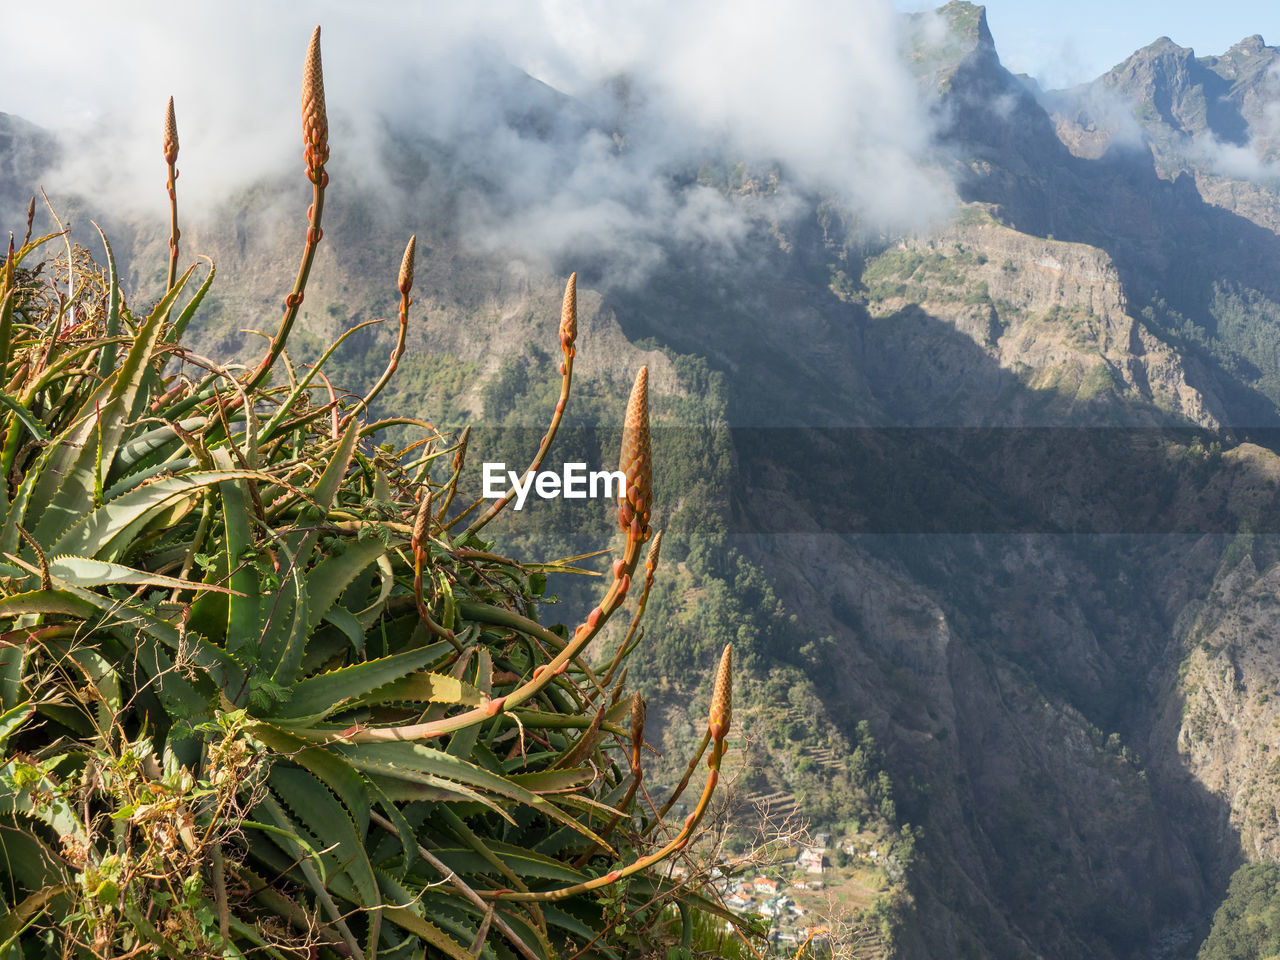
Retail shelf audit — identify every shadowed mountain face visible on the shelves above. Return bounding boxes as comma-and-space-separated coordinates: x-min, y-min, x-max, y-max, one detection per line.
0, 112, 56, 223
9, 4, 1280, 957
600, 8, 1280, 956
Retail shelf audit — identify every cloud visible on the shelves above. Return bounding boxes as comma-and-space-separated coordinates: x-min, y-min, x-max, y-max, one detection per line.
1191, 136, 1280, 181
0, 0, 954, 283
1033, 77, 1147, 162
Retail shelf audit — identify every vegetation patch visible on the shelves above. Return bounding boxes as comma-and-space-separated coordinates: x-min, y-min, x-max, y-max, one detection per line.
0, 28, 752, 960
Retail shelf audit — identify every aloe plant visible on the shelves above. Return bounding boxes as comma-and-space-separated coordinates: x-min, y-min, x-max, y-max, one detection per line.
0, 25, 747, 960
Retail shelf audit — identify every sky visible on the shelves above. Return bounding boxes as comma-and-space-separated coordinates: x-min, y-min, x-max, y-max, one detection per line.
1, 1, 1276, 281
893, 0, 1277, 89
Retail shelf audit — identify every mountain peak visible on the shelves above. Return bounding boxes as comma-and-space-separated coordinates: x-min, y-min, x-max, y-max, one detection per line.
936, 1, 995, 51
1203, 33, 1278, 86
1132, 36, 1194, 62
1227, 34, 1268, 55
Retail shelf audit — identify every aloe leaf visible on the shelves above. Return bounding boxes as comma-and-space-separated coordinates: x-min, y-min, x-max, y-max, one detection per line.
380, 905, 473, 960
251, 796, 330, 889
432, 845, 586, 884
0, 443, 41, 554
13, 232, 64, 264
0, 396, 48, 445
356, 552, 395, 630
506, 767, 597, 795
0, 885, 63, 951
30, 266, 197, 546
322, 605, 364, 652
0, 704, 33, 754
47, 554, 235, 594
218, 465, 260, 663
283, 421, 359, 570
108, 418, 208, 483
100, 457, 199, 505
128, 638, 210, 723
541, 904, 600, 945
0, 759, 88, 842
362, 772, 509, 815
445, 647, 492, 762
269, 765, 379, 909
250, 723, 370, 834
0, 589, 98, 621
354, 671, 486, 710
254, 795, 365, 959
364, 777, 417, 868
165, 256, 215, 344
301, 537, 388, 640
335, 743, 612, 849
487, 906, 555, 960
404, 894, 503, 960
261, 541, 308, 686
40, 576, 246, 703
51, 469, 268, 561
91, 222, 120, 380
276, 648, 462, 720
0, 483, 8, 561
0, 830, 63, 897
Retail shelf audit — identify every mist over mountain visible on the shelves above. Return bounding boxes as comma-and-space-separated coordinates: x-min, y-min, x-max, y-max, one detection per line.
10, 2, 1280, 958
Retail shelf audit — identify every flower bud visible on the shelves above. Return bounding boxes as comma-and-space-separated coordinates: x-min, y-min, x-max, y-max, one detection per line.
398, 235, 417, 296
560, 272, 577, 353
163, 97, 179, 165
708, 644, 732, 743
301, 26, 329, 183
617, 366, 651, 541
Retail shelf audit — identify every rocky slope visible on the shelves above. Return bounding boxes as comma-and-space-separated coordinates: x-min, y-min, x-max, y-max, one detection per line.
1156, 541, 1280, 862
862, 214, 1224, 428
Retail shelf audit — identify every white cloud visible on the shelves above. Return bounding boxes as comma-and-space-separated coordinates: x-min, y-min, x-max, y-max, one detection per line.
1, 0, 955, 282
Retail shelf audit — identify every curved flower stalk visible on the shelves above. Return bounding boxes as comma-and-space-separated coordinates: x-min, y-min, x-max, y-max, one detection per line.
247, 25, 328, 390
462, 273, 579, 536
340, 234, 415, 430
486, 644, 733, 903
339, 364, 653, 744
601, 528, 662, 691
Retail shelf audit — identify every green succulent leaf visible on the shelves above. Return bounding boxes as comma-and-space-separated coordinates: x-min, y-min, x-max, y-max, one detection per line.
278, 651, 479, 720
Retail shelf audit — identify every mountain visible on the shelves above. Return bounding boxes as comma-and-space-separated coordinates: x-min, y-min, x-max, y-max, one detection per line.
10, 4, 1280, 957
1051, 33, 1280, 162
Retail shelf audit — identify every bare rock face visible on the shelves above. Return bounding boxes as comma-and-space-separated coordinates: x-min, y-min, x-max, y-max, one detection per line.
1158, 546, 1280, 861
862, 212, 1224, 428
1188, 172, 1280, 236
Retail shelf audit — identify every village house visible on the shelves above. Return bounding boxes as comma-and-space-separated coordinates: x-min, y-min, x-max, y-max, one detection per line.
797, 846, 826, 874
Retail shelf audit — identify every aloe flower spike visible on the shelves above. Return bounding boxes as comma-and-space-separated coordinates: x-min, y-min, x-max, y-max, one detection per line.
163, 96, 180, 292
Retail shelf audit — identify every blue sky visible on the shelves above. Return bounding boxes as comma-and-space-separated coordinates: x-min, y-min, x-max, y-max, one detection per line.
894, 0, 1277, 88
